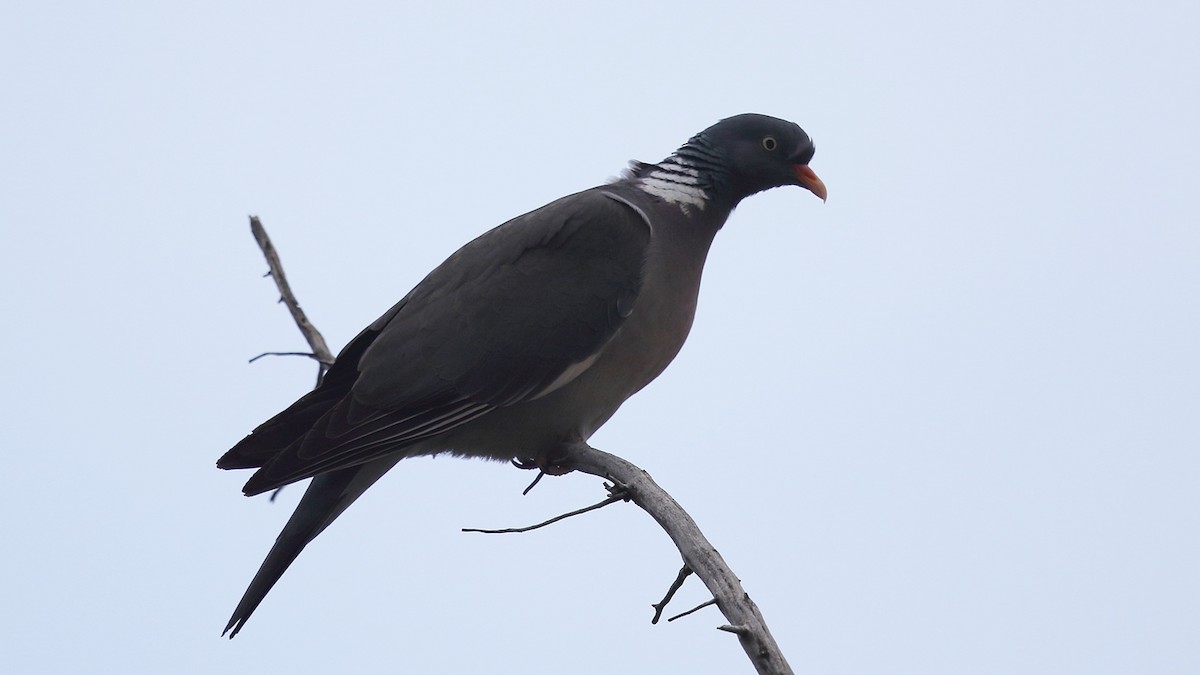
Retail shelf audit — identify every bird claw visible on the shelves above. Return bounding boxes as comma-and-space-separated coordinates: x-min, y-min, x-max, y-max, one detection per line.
511, 449, 575, 476
511, 456, 539, 471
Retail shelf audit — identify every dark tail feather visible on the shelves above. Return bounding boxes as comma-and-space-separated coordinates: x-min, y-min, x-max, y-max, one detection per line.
222, 455, 402, 637
223, 522, 312, 637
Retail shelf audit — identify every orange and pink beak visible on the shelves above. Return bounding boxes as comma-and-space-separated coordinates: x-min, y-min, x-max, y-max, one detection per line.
793, 164, 828, 202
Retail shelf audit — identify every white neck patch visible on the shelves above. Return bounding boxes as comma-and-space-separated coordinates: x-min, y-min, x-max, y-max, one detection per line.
635, 158, 708, 213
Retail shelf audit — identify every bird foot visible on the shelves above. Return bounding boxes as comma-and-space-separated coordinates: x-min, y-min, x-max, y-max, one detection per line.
511, 448, 575, 476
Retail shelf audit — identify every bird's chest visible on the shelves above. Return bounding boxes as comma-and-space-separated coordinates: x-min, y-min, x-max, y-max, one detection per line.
497, 216, 720, 445
584, 225, 716, 399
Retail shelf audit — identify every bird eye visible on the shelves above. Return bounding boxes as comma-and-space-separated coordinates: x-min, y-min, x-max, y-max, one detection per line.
762, 136, 777, 151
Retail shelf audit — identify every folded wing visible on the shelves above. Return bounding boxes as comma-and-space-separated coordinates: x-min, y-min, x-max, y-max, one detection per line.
222, 189, 651, 495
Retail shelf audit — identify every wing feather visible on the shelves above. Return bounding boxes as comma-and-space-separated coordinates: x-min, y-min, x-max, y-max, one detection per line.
236, 189, 651, 495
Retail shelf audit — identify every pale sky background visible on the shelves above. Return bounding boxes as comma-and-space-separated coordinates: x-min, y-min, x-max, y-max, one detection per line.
2, 2, 1197, 673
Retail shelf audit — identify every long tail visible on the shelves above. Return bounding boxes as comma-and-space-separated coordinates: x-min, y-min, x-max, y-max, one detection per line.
223, 454, 402, 637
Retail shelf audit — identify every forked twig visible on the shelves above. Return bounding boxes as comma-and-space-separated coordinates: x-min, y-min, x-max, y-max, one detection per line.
652, 565, 694, 624
249, 216, 335, 385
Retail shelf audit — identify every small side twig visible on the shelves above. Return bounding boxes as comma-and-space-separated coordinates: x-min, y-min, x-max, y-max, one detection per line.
566, 443, 792, 675
668, 598, 718, 622
521, 471, 545, 495
249, 215, 335, 385
248, 351, 324, 364
462, 490, 628, 535
651, 565, 694, 624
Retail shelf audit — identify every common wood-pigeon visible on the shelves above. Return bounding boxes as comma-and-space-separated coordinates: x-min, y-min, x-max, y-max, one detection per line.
219, 113, 827, 637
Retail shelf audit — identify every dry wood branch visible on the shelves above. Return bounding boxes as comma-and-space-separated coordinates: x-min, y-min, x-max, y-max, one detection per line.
516, 467, 545, 495
668, 598, 718, 622
461, 489, 628, 534
248, 351, 325, 364
249, 216, 335, 385
566, 443, 793, 675
652, 565, 694, 624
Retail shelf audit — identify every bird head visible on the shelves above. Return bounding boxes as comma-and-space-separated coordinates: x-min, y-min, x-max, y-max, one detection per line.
686, 113, 827, 204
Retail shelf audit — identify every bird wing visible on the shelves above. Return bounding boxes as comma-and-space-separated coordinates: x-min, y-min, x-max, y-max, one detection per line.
236, 189, 651, 495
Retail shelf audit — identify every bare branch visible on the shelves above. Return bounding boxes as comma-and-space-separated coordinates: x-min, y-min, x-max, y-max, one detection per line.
651, 565, 694, 624
249, 216, 335, 384
521, 470, 545, 496
247, 351, 323, 364
564, 443, 793, 675
461, 490, 628, 534
668, 598, 717, 622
